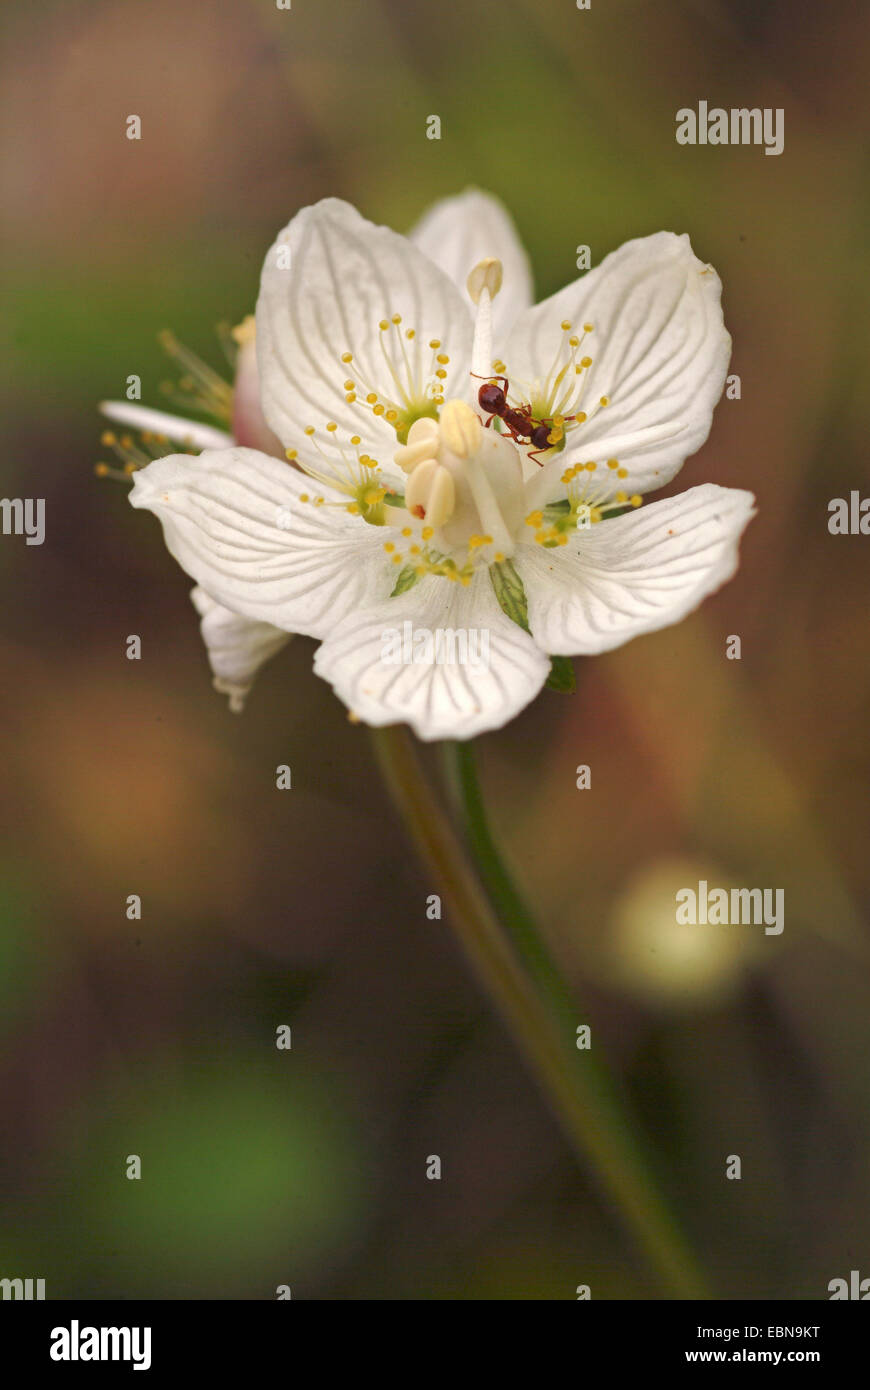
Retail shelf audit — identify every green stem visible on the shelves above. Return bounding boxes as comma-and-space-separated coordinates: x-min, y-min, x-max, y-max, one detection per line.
372, 724, 708, 1300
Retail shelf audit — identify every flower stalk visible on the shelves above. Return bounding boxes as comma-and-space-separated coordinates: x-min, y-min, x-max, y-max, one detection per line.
372, 723, 708, 1299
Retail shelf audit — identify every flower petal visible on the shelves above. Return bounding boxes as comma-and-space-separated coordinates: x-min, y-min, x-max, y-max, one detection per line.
99, 401, 234, 451
313, 569, 550, 741
190, 587, 291, 712
409, 188, 533, 345
256, 198, 473, 462
519, 484, 755, 655
129, 446, 395, 639
507, 233, 731, 502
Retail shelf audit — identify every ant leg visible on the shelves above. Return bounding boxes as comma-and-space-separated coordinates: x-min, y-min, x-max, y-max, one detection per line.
471, 372, 509, 392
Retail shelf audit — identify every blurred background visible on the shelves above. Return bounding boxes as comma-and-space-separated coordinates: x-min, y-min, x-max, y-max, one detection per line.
1, 0, 869, 1299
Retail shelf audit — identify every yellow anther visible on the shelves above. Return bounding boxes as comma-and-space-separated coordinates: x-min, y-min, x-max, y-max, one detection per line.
231, 314, 256, 346
422, 526, 434, 540
599, 395, 609, 406
401, 527, 412, 537
561, 320, 571, 331
326, 422, 337, 432
630, 494, 642, 507
379, 319, 389, 331
607, 459, 619, 470
466, 257, 504, 304
341, 352, 353, 363
583, 323, 594, 332
384, 542, 395, 553
304, 425, 315, 436
299, 493, 309, 502
581, 356, 592, 368
286, 449, 298, 461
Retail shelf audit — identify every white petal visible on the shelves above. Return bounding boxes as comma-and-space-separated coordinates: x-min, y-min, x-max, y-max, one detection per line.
255, 198, 473, 460
507, 233, 731, 502
129, 446, 395, 639
99, 401, 234, 451
409, 188, 533, 346
313, 568, 550, 741
519, 484, 755, 655
191, 587, 291, 712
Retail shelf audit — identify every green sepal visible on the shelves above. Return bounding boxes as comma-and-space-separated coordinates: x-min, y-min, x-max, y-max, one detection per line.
490, 559, 531, 634
545, 655, 576, 693
491, 561, 576, 694
390, 565, 420, 597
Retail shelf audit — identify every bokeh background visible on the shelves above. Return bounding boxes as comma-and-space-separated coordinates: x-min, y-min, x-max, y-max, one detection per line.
1, 0, 869, 1299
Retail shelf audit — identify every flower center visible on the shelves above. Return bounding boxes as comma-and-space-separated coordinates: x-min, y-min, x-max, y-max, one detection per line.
393, 399, 525, 563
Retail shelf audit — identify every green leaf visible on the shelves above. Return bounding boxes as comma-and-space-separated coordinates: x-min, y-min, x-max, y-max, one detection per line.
390, 565, 419, 597
545, 655, 576, 693
490, 559, 531, 634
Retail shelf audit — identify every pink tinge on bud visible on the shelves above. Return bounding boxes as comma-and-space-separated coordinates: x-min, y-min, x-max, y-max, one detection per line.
232, 338, 286, 458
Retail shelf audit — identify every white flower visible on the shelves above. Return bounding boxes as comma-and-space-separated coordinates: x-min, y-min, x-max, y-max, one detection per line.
128, 190, 754, 740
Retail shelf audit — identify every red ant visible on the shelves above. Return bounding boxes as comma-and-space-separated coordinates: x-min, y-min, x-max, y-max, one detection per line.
475, 375, 568, 465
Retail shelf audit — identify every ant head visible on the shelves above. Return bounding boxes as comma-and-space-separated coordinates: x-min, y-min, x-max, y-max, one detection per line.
478, 382, 506, 413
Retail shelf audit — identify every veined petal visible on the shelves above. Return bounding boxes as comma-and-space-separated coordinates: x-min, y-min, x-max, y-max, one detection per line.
99, 401, 234, 452
519, 484, 755, 655
409, 188, 533, 346
129, 446, 395, 640
507, 233, 731, 502
256, 198, 473, 466
313, 568, 550, 742
190, 587, 291, 711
